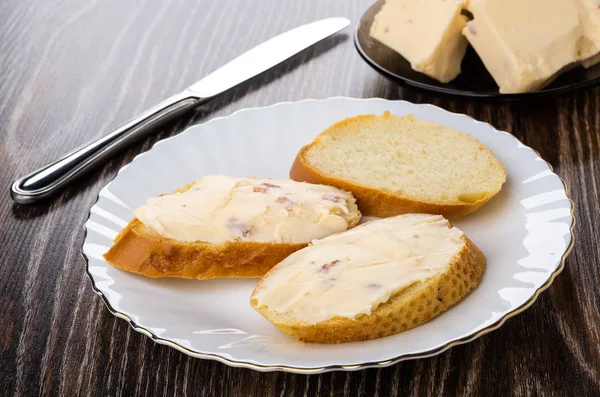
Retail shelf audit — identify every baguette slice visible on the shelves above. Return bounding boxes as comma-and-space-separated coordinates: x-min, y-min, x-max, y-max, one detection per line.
104, 175, 361, 279
251, 214, 485, 343
290, 112, 506, 218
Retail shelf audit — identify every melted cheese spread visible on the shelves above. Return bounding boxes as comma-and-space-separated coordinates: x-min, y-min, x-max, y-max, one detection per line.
252, 214, 466, 324
134, 175, 356, 244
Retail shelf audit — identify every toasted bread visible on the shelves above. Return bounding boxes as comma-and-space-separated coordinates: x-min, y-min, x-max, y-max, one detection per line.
104, 176, 361, 279
290, 112, 506, 218
251, 214, 485, 343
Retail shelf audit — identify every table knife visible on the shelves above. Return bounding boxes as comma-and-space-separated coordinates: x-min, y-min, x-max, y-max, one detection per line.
11, 17, 350, 204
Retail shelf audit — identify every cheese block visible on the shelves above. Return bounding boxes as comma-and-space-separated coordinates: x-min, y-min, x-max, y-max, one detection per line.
576, 0, 600, 68
369, 0, 468, 83
103, 175, 361, 279
463, 0, 582, 93
251, 214, 485, 343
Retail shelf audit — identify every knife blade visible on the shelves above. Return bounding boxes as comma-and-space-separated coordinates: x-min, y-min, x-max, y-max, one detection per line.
190, 17, 350, 98
11, 18, 350, 204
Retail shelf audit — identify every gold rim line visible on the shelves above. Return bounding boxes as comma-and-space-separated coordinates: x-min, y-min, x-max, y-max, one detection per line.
81, 97, 576, 374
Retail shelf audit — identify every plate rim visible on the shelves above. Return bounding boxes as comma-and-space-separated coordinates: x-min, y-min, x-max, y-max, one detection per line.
354, 0, 600, 100
82, 97, 576, 373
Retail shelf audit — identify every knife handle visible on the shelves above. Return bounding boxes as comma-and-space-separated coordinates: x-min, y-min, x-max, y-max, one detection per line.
11, 91, 205, 205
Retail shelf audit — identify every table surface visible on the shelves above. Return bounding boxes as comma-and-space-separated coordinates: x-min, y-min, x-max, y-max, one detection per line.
1, 0, 599, 395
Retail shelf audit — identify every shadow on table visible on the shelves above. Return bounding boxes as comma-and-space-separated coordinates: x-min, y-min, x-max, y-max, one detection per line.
10, 34, 349, 219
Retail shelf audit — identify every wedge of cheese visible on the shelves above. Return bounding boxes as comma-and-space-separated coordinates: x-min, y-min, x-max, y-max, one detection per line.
463, 0, 583, 93
370, 0, 468, 83
576, 0, 600, 68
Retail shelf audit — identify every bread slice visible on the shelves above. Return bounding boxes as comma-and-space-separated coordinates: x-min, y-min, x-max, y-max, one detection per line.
290, 112, 506, 218
104, 176, 361, 279
250, 214, 485, 343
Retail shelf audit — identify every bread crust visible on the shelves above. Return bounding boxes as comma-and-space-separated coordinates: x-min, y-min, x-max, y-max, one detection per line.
103, 180, 361, 279
104, 219, 308, 279
289, 113, 505, 218
251, 235, 485, 343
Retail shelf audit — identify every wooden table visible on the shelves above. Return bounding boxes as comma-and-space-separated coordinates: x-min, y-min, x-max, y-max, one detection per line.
1, 0, 599, 395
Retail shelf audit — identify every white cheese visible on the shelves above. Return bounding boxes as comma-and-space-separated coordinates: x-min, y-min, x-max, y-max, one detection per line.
463, 0, 583, 93
370, 0, 468, 83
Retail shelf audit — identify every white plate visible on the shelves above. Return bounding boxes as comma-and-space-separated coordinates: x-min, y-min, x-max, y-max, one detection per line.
83, 98, 574, 373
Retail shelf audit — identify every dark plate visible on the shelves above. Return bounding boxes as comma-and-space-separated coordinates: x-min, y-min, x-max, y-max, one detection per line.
355, 0, 600, 100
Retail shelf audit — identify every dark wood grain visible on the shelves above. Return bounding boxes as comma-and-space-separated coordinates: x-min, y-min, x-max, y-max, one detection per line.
1, 0, 599, 396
